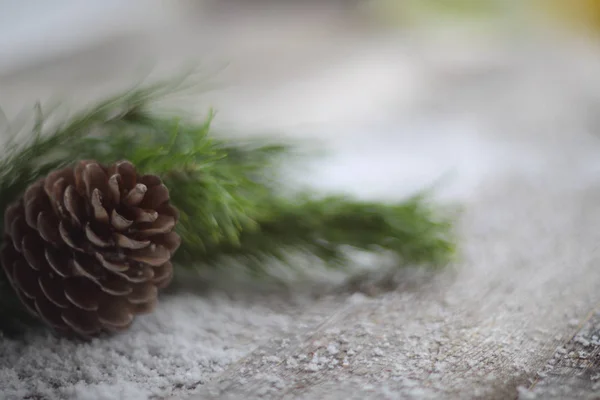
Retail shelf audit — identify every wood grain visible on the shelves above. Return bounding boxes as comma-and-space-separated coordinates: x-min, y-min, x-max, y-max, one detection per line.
522, 307, 600, 399
177, 170, 600, 399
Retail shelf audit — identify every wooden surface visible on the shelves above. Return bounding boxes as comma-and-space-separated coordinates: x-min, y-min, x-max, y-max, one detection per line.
523, 308, 600, 399
178, 171, 600, 399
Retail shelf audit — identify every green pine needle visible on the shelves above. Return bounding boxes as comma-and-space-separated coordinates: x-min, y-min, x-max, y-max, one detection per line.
184, 194, 455, 274
0, 79, 457, 336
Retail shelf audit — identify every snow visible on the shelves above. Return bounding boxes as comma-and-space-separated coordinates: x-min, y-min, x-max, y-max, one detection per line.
0, 294, 292, 399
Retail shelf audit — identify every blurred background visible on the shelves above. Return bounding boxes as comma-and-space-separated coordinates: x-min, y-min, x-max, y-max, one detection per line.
1, 0, 600, 200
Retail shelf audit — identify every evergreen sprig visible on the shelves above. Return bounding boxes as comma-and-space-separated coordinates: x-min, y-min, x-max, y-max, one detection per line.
187, 194, 455, 273
0, 80, 457, 335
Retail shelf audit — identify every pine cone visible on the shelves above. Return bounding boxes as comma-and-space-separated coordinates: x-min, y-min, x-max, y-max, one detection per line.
0, 160, 180, 337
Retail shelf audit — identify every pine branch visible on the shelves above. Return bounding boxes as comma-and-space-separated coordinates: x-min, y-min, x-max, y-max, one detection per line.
175, 194, 455, 274
0, 77, 192, 240
0, 78, 457, 336
76, 113, 455, 273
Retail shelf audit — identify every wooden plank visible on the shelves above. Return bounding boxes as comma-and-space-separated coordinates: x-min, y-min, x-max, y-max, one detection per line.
180, 175, 600, 400
521, 307, 600, 399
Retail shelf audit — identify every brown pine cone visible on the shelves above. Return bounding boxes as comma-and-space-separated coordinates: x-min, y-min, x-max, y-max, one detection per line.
0, 160, 180, 337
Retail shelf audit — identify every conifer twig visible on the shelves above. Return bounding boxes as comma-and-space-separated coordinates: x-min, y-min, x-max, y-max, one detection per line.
0, 79, 457, 336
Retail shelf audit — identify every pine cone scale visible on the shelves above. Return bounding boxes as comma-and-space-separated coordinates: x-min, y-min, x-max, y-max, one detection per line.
128, 245, 171, 266
131, 208, 158, 223
148, 232, 180, 256
59, 222, 85, 252
45, 247, 71, 277
84, 223, 112, 248
64, 185, 85, 226
37, 212, 61, 245
114, 233, 150, 250
24, 183, 48, 229
133, 298, 157, 314
136, 215, 176, 237
109, 160, 136, 190
34, 295, 65, 329
38, 275, 69, 308
94, 253, 129, 273
97, 297, 134, 328
15, 286, 38, 317
128, 284, 157, 304
13, 259, 40, 299
114, 263, 154, 283
123, 184, 146, 207
0, 159, 179, 337
96, 276, 132, 296
140, 174, 162, 187
140, 184, 170, 210
62, 308, 101, 335
107, 175, 121, 205
152, 262, 172, 280
90, 189, 110, 223
22, 235, 46, 271
83, 163, 110, 200
49, 179, 70, 218
111, 209, 133, 230
8, 214, 28, 252
3, 203, 19, 237
64, 277, 101, 311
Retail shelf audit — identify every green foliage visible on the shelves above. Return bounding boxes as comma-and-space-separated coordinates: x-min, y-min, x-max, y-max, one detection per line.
0, 79, 457, 336
188, 194, 455, 274
0, 78, 190, 240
